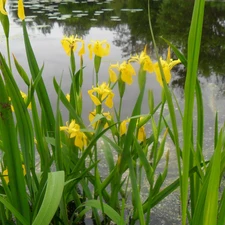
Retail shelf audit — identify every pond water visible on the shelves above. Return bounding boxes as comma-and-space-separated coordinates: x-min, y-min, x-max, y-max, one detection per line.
1, 0, 225, 224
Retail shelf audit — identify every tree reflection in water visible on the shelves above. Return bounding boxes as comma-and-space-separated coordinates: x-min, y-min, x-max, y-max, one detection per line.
7, 0, 225, 91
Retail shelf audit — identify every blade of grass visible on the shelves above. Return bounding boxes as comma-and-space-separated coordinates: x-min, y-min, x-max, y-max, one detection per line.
182, 0, 205, 223
21, 21, 55, 136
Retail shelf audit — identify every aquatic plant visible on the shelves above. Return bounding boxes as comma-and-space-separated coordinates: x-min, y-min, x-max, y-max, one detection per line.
0, 0, 225, 225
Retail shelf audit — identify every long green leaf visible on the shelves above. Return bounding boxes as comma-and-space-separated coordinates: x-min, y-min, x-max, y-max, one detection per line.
182, 0, 205, 223
202, 130, 222, 225
0, 53, 35, 186
81, 200, 125, 225
22, 21, 55, 137
0, 196, 29, 225
32, 171, 65, 225
0, 57, 30, 221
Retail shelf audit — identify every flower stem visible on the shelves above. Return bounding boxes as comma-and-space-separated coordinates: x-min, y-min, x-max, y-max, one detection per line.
6, 38, 11, 71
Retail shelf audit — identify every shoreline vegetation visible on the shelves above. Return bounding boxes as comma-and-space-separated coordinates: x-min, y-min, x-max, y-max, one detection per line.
0, 0, 225, 224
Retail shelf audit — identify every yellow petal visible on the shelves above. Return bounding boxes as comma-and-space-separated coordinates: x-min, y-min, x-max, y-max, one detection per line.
120, 62, 136, 85
22, 164, 26, 176
2, 169, 9, 184
18, 0, 25, 21
143, 57, 154, 73
75, 134, 83, 149
109, 68, 117, 82
90, 94, 101, 106
61, 39, 71, 56
66, 94, 70, 102
121, 71, 133, 85
74, 132, 86, 149
93, 41, 101, 56
138, 126, 146, 142
89, 110, 97, 128
69, 120, 76, 129
105, 93, 114, 108
154, 61, 171, 86
88, 44, 93, 59
0, 0, 7, 15
166, 47, 171, 64
103, 111, 111, 121
78, 41, 85, 56
120, 120, 128, 136
169, 59, 181, 70
89, 110, 96, 123
102, 42, 110, 56
60, 126, 67, 131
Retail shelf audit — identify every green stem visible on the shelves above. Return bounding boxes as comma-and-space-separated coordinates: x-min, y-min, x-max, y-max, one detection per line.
6, 38, 11, 71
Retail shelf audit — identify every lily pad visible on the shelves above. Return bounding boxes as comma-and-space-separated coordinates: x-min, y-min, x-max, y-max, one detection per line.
110, 16, 120, 19
111, 18, 121, 22
72, 10, 83, 13
76, 13, 89, 17
102, 8, 113, 11
95, 11, 103, 14
121, 8, 131, 12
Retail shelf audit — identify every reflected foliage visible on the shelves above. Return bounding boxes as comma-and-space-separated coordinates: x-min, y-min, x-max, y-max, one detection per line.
157, 0, 225, 78
7, 0, 225, 87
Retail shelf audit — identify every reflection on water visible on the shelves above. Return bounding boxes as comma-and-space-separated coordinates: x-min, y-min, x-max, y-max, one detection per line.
8, 0, 225, 80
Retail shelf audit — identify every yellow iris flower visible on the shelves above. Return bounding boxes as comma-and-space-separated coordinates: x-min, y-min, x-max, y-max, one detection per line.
2, 165, 26, 185
61, 35, 85, 56
60, 120, 87, 149
18, 0, 25, 20
0, 0, 7, 15
88, 40, 110, 59
88, 82, 114, 108
108, 61, 136, 85
89, 109, 111, 129
119, 119, 130, 136
120, 117, 146, 142
154, 47, 181, 87
129, 45, 154, 73
137, 117, 146, 142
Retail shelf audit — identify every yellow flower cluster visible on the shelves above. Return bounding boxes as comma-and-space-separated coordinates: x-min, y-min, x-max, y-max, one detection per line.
89, 109, 112, 129
88, 82, 114, 108
108, 46, 180, 86
60, 120, 87, 150
61, 36, 110, 60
